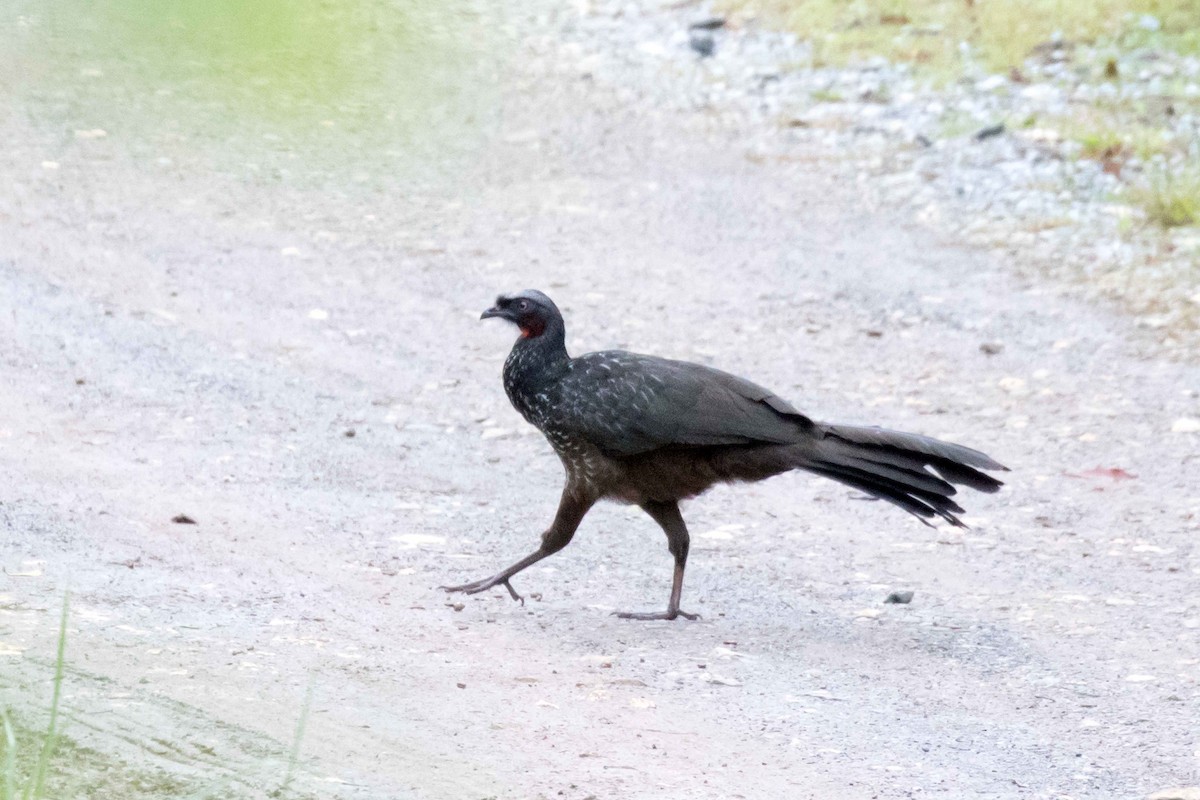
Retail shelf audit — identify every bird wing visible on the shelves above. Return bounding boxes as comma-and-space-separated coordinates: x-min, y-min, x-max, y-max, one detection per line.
552, 351, 813, 457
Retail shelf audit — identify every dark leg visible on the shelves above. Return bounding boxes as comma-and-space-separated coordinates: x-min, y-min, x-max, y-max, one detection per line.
615, 500, 700, 621
442, 488, 592, 603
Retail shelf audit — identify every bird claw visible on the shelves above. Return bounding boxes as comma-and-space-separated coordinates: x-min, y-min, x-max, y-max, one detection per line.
612, 609, 700, 622
500, 579, 524, 604
441, 576, 525, 605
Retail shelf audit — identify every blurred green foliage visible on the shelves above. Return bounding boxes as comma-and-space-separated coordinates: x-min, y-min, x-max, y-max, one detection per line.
89, 0, 441, 112
107, 0, 396, 99
4, 0, 495, 176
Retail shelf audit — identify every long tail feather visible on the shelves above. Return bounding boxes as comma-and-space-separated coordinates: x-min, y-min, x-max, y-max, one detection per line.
802, 424, 1008, 526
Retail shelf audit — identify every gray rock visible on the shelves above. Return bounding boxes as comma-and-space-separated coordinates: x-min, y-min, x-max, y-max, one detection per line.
689, 30, 715, 58
974, 123, 1006, 141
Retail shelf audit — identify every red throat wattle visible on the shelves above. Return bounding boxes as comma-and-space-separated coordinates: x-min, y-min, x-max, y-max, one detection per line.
519, 318, 546, 338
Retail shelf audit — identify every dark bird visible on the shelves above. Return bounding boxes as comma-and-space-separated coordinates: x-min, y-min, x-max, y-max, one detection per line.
444, 290, 1007, 620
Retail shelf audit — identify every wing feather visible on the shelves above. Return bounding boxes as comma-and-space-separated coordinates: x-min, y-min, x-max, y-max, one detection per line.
552, 352, 812, 456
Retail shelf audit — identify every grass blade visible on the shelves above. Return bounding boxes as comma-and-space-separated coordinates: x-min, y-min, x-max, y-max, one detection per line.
28, 593, 69, 799
278, 675, 315, 796
2, 709, 16, 800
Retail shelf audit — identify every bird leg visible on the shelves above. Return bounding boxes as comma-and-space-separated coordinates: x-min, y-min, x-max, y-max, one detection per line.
440, 553, 541, 603
614, 501, 700, 621
442, 489, 591, 605
614, 562, 699, 621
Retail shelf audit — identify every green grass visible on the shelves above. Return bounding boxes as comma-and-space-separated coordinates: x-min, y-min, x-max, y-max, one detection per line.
276, 676, 316, 798
1, 713, 15, 800
1077, 127, 1127, 160
1129, 167, 1200, 227
811, 87, 846, 102
725, 0, 1200, 236
722, 0, 1200, 74
1126, 128, 1176, 162
1, 595, 319, 798
2, 594, 68, 800
1, 714, 194, 799
1052, 108, 1178, 164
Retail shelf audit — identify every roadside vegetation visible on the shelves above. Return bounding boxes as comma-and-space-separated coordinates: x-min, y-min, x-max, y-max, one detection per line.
2, 596, 69, 800
720, 0, 1199, 74
1, 596, 315, 799
1130, 167, 1200, 227
1, 596, 192, 799
723, 0, 1200, 230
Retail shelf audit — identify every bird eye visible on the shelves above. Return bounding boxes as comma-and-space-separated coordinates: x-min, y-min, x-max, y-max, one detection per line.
517, 300, 530, 312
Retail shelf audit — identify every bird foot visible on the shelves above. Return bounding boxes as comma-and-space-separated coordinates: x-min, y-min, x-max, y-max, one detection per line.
613, 608, 700, 622
441, 575, 524, 604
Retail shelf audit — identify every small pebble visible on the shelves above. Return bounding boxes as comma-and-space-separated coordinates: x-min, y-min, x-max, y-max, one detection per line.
974, 123, 1005, 141
688, 31, 715, 58
884, 591, 914, 604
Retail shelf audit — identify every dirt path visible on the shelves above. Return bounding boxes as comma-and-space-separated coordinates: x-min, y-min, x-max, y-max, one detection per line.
2, 3, 1198, 799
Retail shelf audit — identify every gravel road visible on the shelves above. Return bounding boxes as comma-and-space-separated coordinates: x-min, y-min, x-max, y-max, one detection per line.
2, 2, 1198, 799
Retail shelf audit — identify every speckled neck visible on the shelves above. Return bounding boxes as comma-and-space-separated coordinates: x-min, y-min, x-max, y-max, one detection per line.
502, 317, 569, 417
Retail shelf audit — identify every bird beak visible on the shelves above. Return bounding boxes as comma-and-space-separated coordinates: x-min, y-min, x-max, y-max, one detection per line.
480, 305, 503, 320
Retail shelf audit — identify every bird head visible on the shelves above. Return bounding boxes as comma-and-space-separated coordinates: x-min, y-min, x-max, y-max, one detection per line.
481, 290, 561, 339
